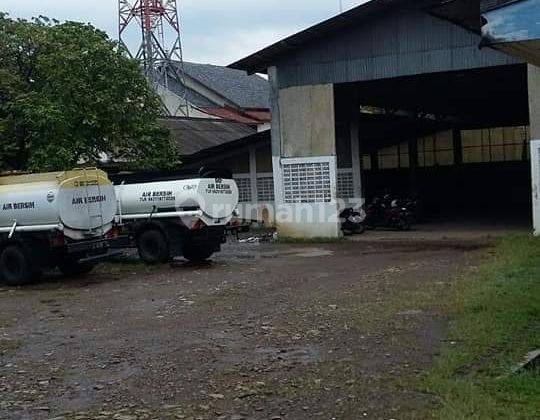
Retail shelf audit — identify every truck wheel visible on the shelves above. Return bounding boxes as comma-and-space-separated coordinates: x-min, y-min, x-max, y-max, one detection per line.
137, 229, 170, 264
183, 245, 214, 263
0, 245, 39, 286
59, 259, 96, 277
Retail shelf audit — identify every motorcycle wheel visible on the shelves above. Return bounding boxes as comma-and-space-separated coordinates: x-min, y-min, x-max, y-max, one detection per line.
354, 223, 366, 235
397, 218, 412, 231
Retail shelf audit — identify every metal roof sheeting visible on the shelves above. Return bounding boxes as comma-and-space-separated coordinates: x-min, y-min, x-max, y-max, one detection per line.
229, 0, 503, 75
229, 0, 410, 74
159, 117, 256, 156
271, 7, 518, 89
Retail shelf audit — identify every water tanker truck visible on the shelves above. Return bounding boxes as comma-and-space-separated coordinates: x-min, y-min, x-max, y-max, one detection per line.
113, 177, 239, 264
0, 169, 119, 285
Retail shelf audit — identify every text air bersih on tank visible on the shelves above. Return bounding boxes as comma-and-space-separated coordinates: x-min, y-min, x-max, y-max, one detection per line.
2, 202, 36, 211
71, 195, 107, 205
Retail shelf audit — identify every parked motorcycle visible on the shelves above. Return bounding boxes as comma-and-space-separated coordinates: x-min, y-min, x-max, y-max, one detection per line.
393, 196, 424, 223
364, 197, 414, 231
340, 208, 366, 235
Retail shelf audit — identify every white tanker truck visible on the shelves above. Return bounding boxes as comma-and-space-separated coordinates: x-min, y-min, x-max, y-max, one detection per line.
0, 169, 119, 285
113, 177, 239, 264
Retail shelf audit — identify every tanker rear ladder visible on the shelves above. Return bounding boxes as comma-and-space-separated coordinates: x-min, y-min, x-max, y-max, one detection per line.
82, 168, 105, 237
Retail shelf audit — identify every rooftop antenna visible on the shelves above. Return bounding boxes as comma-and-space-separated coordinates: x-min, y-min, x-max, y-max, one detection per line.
118, 0, 189, 116
339, 0, 343, 13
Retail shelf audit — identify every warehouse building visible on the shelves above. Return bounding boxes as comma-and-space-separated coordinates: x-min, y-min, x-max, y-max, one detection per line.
201, 0, 540, 238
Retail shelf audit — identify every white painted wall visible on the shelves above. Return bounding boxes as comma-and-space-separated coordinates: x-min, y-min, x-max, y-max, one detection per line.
530, 65, 540, 235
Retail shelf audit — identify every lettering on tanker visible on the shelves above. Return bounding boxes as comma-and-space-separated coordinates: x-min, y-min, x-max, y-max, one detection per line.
2, 202, 36, 211
139, 191, 176, 203
72, 195, 107, 205
206, 183, 233, 195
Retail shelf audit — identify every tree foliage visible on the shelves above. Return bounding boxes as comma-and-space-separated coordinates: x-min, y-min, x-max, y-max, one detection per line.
0, 14, 178, 172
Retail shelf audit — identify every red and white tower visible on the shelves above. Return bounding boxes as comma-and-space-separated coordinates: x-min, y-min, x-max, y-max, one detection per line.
118, 0, 189, 115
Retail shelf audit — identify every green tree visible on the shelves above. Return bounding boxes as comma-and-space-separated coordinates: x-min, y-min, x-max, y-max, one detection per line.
0, 14, 178, 172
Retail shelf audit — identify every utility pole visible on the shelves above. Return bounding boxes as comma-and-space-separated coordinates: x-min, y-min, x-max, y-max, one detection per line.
118, 0, 189, 116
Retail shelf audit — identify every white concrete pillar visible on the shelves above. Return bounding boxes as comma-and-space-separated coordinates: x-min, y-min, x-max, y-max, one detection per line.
531, 141, 540, 236
350, 118, 363, 203
269, 77, 340, 238
529, 64, 540, 235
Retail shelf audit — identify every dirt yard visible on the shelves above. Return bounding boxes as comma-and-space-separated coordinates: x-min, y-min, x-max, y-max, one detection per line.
0, 239, 485, 420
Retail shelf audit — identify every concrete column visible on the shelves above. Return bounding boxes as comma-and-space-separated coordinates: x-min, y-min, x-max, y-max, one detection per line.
350, 117, 363, 201
268, 67, 282, 159
528, 64, 540, 235
249, 146, 258, 204
529, 65, 540, 138
408, 138, 419, 196
270, 81, 340, 238
453, 128, 463, 165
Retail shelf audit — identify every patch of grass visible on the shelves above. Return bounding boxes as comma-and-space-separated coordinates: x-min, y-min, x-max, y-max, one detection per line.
424, 235, 540, 419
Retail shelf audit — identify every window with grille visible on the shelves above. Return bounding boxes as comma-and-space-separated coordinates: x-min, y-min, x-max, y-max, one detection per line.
418, 131, 454, 167
378, 142, 410, 169
337, 170, 354, 199
282, 158, 334, 204
234, 177, 252, 203
257, 176, 275, 202
462, 126, 530, 163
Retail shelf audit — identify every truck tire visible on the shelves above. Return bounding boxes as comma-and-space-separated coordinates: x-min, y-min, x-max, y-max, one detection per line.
0, 245, 39, 286
137, 229, 170, 264
58, 259, 96, 277
183, 245, 214, 263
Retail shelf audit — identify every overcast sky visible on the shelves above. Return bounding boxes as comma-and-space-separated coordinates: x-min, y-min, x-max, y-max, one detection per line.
2, 0, 367, 65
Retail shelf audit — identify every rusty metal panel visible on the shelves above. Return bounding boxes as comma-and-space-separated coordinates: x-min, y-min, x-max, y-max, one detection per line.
275, 8, 520, 89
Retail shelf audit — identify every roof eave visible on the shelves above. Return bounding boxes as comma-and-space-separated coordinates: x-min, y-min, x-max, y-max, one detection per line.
228, 0, 410, 73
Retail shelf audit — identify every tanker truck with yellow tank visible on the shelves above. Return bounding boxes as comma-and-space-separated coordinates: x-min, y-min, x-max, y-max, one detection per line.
112, 175, 239, 264
0, 169, 119, 285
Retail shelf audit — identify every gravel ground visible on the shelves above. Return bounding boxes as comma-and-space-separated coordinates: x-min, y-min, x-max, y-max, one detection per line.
0, 239, 484, 420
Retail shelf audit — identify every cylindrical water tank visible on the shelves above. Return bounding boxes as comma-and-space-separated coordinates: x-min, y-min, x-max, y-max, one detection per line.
0, 169, 117, 239
115, 178, 239, 224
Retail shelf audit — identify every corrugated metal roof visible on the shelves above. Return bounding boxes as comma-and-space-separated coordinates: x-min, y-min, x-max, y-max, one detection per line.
182, 130, 271, 167
264, 5, 518, 89
229, 0, 410, 73
159, 117, 256, 156
229, 0, 486, 74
